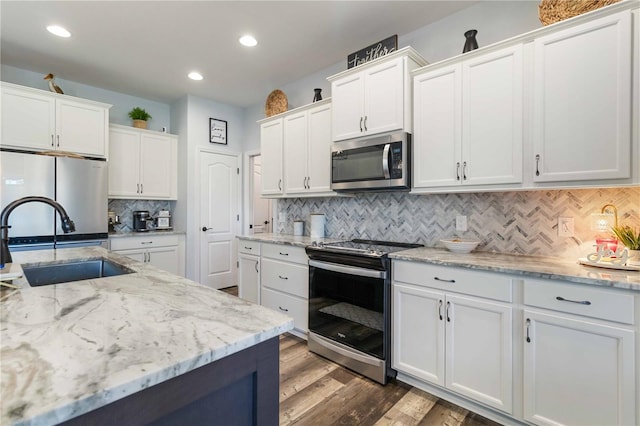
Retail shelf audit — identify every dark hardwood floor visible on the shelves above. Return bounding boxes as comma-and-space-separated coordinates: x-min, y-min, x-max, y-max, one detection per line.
219, 287, 502, 425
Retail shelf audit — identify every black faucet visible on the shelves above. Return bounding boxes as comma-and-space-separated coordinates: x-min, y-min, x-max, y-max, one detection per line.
0, 196, 76, 268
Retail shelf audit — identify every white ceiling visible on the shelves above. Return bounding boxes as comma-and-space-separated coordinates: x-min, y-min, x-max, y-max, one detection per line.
0, 1, 477, 108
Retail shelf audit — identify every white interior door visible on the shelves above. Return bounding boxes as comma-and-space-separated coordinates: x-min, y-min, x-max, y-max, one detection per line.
252, 156, 271, 234
199, 150, 240, 289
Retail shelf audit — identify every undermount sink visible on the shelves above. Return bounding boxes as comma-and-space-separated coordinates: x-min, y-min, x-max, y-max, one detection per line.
22, 258, 135, 287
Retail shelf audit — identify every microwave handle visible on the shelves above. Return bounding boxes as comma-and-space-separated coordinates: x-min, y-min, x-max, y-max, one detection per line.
382, 143, 391, 179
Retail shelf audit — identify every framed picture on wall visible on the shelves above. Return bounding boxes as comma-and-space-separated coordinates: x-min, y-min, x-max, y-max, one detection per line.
209, 118, 227, 144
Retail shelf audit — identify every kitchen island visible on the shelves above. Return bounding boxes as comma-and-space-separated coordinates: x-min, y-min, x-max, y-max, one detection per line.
1, 247, 293, 425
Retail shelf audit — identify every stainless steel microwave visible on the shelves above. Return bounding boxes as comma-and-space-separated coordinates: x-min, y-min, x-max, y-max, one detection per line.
331, 132, 411, 192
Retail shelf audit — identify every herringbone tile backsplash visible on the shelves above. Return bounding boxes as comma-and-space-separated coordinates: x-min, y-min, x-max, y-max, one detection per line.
275, 188, 640, 258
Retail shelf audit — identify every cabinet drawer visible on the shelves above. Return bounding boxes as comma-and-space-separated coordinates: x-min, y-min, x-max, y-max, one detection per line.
238, 239, 261, 255
393, 260, 512, 302
262, 243, 307, 265
261, 287, 308, 332
261, 258, 309, 299
110, 234, 179, 250
524, 279, 634, 325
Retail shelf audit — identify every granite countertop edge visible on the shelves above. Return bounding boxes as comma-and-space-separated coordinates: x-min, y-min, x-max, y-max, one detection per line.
238, 234, 640, 290
1, 247, 293, 426
108, 230, 186, 238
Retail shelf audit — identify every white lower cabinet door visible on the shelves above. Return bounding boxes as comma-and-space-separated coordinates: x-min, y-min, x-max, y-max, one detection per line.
392, 283, 445, 385
238, 253, 260, 304
523, 310, 636, 426
445, 294, 513, 413
114, 249, 146, 264
147, 246, 180, 276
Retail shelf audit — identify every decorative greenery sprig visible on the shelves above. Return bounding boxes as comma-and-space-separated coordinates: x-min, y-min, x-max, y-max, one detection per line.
611, 225, 640, 250
128, 107, 152, 121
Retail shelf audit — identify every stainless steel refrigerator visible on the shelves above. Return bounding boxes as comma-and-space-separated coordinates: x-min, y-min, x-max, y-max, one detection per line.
0, 150, 108, 250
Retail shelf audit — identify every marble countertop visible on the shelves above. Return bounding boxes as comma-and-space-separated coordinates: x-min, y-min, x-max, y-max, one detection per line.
0, 247, 293, 426
108, 230, 186, 238
238, 233, 342, 248
390, 247, 640, 291
238, 234, 639, 291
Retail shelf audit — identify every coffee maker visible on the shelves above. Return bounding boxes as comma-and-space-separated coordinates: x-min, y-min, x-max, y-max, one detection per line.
133, 211, 151, 232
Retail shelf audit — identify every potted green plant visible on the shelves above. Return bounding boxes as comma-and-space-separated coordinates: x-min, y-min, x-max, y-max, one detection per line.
128, 107, 152, 129
611, 225, 640, 266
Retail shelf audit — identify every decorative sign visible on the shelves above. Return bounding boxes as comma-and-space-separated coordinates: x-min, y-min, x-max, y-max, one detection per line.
209, 118, 227, 145
347, 35, 398, 69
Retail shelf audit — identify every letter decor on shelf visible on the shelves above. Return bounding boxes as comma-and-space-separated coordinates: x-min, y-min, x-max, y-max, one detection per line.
347, 35, 398, 69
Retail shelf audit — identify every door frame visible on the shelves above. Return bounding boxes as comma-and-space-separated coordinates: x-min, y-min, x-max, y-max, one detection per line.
243, 150, 276, 236
195, 146, 242, 286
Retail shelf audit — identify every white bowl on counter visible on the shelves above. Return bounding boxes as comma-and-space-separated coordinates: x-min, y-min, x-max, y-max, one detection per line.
440, 238, 481, 254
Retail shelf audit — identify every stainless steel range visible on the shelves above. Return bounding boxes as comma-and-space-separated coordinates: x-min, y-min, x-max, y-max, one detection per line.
305, 239, 422, 384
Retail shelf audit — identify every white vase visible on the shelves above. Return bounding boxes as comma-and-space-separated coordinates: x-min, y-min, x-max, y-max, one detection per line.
627, 249, 640, 266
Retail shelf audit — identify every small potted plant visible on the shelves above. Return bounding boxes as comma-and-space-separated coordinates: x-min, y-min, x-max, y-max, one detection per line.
128, 107, 152, 129
611, 225, 640, 266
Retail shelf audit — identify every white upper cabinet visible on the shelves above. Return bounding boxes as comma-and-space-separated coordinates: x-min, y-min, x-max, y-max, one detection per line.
260, 118, 284, 196
413, 44, 523, 190
284, 101, 333, 196
108, 125, 177, 200
1, 82, 110, 158
532, 10, 632, 182
328, 47, 427, 142
260, 99, 333, 198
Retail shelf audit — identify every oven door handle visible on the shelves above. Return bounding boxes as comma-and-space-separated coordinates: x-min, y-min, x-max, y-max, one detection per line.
309, 260, 387, 279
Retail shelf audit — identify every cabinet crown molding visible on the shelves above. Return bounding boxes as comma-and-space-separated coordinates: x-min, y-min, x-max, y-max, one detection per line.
1, 81, 112, 109
327, 46, 428, 82
257, 97, 331, 124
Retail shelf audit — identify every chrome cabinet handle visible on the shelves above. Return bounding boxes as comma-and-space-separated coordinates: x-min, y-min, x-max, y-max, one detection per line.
279, 252, 289, 256
556, 296, 591, 305
359, 117, 363, 132
434, 277, 455, 283
51, 135, 55, 147
535, 154, 540, 176
438, 300, 443, 321
140, 241, 153, 245
462, 161, 467, 180
446, 301, 451, 322
278, 179, 282, 191
278, 306, 289, 312
526, 318, 531, 343
244, 246, 252, 250
255, 261, 259, 273
456, 162, 460, 181
137, 183, 140, 194
363, 116, 367, 131
278, 275, 288, 280
56, 135, 60, 147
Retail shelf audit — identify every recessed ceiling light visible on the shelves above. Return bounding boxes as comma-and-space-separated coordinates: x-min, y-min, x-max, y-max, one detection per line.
188, 72, 203, 81
239, 35, 257, 47
46, 25, 71, 38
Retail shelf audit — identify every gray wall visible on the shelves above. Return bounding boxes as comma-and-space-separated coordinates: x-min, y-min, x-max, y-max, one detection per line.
242, 0, 541, 152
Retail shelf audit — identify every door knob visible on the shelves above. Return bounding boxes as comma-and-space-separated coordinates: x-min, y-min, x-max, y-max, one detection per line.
263, 220, 270, 225
202, 226, 212, 232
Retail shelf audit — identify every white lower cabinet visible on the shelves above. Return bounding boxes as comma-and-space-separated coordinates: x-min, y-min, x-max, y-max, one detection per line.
237, 239, 309, 338
238, 240, 260, 304
260, 243, 309, 336
522, 279, 636, 426
393, 275, 513, 414
110, 234, 185, 276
